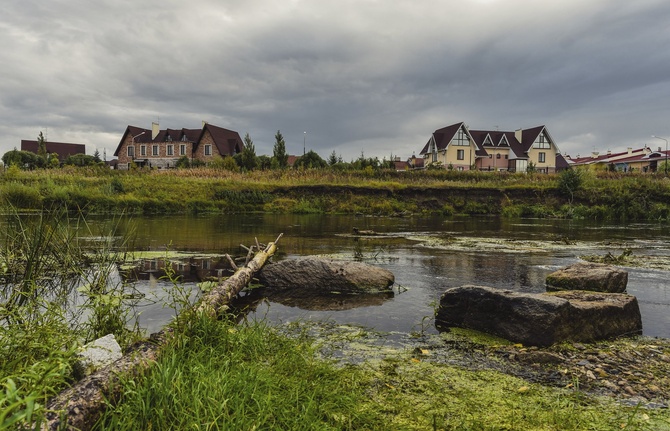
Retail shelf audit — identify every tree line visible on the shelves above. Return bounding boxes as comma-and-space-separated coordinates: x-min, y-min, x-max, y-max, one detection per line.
2, 130, 398, 171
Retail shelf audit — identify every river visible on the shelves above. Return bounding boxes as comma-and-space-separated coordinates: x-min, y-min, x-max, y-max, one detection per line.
100, 214, 670, 339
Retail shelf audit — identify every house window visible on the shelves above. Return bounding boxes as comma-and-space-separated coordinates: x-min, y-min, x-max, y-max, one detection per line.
496, 154, 501, 159
453, 129, 469, 146
127, 146, 134, 157
533, 133, 551, 149
152, 145, 159, 156
140, 145, 146, 156
505, 155, 509, 159
457, 149, 465, 160
166, 135, 172, 142
167, 145, 174, 156
180, 144, 186, 156
205, 144, 212, 156
484, 136, 492, 146
181, 135, 188, 142
538, 152, 546, 163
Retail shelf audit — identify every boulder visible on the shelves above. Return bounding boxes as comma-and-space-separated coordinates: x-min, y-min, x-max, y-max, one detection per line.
435, 285, 642, 346
258, 257, 394, 294
546, 262, 628, 293
73, 334, 122, 378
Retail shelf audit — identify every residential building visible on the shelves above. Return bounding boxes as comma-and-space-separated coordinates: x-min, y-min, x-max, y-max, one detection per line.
20, 140, 86, 161
419, 122, 567, 173
567, 147, 669, 173
113, 122, 244, 170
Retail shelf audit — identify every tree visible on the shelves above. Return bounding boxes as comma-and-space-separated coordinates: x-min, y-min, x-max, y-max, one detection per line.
239, 133, 258, 171
2, 149, 45, 169
558, 168, 583, 204
37, 131, 47, 159
93, 149, 101, 163
293, 150, 327, 169
272, 130, 288, 169
328, 151, 338, 166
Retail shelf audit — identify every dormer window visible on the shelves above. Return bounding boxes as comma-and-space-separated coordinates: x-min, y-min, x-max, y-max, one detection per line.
166, 135, 172, 142
484, 136, 492, 146
181, 135, 188, 142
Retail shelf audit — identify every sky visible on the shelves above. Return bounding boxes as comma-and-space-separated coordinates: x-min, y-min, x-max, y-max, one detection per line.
2, 0, 670, 162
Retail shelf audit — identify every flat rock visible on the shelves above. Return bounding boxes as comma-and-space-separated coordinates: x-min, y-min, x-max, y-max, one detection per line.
73, 334, 122, 378
435, 285, 641, 346
258, 257, 394, 293
546, 262, 628, 293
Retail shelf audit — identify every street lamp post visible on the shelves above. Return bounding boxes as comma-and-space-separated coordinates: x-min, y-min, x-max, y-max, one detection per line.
303, 131, 306, 156
652, 135, 668, 175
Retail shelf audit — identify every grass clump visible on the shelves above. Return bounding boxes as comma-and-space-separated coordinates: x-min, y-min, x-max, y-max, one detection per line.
94, 317, 385, 430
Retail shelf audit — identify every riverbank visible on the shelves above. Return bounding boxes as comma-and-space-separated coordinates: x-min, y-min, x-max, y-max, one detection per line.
93, 317, 670, 430
1, 166, 669, 221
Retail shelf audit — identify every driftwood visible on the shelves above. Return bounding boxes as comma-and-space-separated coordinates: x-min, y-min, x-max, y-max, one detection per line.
44, 235, 282, 431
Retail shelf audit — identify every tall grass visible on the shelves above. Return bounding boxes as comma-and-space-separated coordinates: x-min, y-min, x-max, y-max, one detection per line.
1, 167, 669, 220
0, 207, 142, 428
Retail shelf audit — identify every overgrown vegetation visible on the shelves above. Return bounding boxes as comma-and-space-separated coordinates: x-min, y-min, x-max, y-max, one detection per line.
2, 166, 668, 221
0, 208, 142, 428
93, 316, 668, 430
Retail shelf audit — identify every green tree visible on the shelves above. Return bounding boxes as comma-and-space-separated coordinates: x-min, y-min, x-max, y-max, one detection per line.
93, 149, 101, 163
239, 133, 258, 171
328, 150, 338, 166
37, 131, 47, 159
558, 168, 583, 204
272, 130, 288, 169
293, 150, 327, 169
2, 149, 45, 169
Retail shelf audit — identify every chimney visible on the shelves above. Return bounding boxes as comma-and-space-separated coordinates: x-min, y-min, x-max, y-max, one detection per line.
515, 128, 522, 143
152, 122, 160, 140
607, 150, 611, 156
627, 147, 633, 155
591, 151, 599, 159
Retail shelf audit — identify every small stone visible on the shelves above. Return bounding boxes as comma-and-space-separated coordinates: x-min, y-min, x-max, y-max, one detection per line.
586, 370, 596, 380
624, 386, 637, 396
602, 380, 618, 391
648, 384, 661, 392
594, 368, 608, 378
573, 343, 586, 350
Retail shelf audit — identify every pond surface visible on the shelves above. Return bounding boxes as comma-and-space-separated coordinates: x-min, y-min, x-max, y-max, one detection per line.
104, 214, 670, 338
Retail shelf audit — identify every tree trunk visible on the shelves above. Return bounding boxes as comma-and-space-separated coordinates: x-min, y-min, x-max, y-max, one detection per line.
44, 236, 281, 430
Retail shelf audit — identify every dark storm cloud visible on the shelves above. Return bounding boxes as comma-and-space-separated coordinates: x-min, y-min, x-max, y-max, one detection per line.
2, 0, 670, 160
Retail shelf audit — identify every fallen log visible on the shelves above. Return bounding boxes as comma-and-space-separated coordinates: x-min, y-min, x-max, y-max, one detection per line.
44, 235, 282, 431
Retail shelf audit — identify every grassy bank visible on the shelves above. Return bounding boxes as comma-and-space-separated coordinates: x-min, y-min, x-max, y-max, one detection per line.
94, 316, 668, 430
1, 166, 669, 221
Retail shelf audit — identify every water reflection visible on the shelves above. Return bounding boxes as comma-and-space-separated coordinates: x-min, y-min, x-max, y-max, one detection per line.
71, 214, 670, 338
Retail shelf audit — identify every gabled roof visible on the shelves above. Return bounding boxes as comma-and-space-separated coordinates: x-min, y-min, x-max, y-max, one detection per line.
420, 122, 479, 155
21, 140, 86, 159
114, 123, 243, 157
195, 123, 244, 156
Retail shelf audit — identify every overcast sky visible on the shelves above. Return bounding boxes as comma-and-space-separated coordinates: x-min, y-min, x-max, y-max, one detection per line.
2, 0, 670, 162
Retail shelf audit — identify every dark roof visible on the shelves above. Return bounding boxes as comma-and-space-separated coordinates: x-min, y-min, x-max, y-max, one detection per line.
21, 140, 86, 159
556, 153, 570, 169
419, 122, 466, 155
114, 123, 243, 157
196, 123, 244, 156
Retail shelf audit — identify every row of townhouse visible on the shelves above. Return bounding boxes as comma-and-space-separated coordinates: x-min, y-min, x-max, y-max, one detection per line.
419, 122, 569, 173
566, 146, 670, 173
114, 122, 244, 170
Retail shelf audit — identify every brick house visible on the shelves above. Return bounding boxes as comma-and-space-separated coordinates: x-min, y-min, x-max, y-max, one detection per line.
113, 122, 244, 169
420, 122, 567, 173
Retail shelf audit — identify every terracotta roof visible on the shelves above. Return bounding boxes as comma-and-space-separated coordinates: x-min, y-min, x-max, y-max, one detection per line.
21, 140, 86, 160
